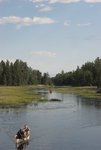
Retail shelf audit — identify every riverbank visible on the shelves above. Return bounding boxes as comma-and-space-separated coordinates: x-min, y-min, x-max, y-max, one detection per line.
53, 86, 101, 100
0, 86, 43, 107
0, 85, 101, 107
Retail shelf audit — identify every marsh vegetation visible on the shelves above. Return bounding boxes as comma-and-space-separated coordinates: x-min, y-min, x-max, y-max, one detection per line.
0, 86, 42, 107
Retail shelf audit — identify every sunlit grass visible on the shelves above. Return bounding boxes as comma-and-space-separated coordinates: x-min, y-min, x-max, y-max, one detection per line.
0, 86, 42, 107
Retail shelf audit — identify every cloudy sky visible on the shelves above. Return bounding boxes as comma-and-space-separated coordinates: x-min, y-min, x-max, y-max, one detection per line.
0, 0, 101, 76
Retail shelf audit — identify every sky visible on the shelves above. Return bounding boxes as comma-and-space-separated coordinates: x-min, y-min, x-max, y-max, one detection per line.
0, 0, 101, 76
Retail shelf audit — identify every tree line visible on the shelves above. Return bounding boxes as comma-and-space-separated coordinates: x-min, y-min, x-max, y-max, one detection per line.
53, 57, 101, 88
1, 57, 101, 88
0, 59, 51, 86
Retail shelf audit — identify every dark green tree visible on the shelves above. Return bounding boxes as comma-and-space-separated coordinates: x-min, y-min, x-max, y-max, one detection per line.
41, 73, 51, 85
94, 57, 101, 91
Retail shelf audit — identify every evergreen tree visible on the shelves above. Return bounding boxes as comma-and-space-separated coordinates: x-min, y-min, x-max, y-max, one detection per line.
41, 73, 51, 85
94, 57, 101, 88
0, 59, 44, 86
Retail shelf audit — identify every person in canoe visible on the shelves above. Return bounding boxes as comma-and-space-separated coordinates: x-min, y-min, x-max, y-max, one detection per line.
15, 128, 24, 139
22, 125, 30, 138
15, 125, 30, 144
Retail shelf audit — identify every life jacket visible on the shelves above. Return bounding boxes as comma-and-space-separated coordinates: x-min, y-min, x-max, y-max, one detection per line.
16, 129, 24, 139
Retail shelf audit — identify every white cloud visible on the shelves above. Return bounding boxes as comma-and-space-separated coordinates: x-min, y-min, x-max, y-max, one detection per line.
40, 5, 52, 12
64, 20, 71, 27
30, 0, 101, 4
30, 0, 80, 4
49, 0, 101, 3
77, 22, 91, 27
31, 51, 56, 57
30, 0, 44, 3
0, 16, 55, 27
33, 17, 55, 24
84, 0, 101, 3
34, 3, 53, 12
48, 0, 80, 4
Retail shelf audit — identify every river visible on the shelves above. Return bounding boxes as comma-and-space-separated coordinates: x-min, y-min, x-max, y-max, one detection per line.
0, 90, 101, 150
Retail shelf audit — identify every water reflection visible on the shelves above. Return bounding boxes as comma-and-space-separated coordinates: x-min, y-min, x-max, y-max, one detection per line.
77, 97, 101, 109
16, 141, 29, 150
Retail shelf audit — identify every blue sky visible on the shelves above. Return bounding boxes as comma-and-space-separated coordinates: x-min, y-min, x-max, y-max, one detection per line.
0, 0, 101, 76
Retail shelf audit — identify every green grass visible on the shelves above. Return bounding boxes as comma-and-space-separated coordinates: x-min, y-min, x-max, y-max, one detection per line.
0, 85, 42, 107
53, 86, 101, 100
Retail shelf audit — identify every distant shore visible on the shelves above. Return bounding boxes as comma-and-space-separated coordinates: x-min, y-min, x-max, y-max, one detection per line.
53, 86, 101, 100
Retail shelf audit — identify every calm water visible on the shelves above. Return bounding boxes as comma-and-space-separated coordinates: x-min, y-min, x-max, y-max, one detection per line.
1, 90, 101, 150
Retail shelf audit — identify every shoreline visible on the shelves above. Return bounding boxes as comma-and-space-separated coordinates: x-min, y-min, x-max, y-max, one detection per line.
53, 86, 101, 100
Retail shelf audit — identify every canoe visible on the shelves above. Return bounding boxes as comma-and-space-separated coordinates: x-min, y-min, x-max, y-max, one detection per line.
15, 136, 30, 149
15, 125, 30, 145
15, 134, 30, 144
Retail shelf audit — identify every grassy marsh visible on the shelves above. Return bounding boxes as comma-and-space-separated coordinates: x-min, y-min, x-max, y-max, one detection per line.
1, 85, 101, 107
0, 86, 42, 107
